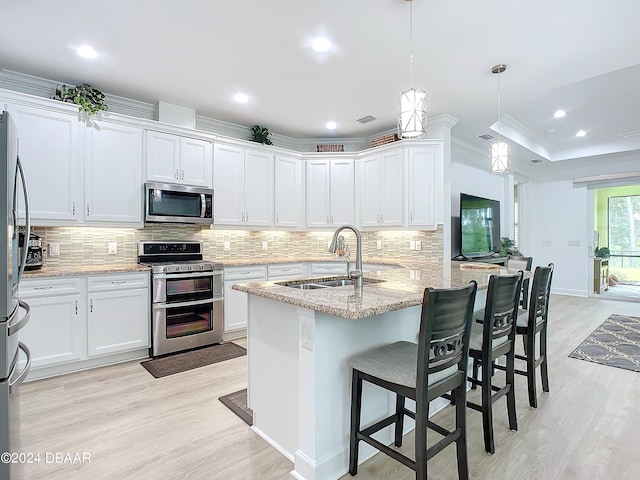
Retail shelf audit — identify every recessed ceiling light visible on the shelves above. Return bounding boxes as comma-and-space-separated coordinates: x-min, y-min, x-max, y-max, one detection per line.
554, 109, 566, 118
76, 45, 97, 59
326, 121, 337, 130
234, 93, 249, 104
576, 130, 586, 137
311, 37, 331, 52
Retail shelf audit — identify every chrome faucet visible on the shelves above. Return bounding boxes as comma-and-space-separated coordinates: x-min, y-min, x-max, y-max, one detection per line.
328, 224, 363, 288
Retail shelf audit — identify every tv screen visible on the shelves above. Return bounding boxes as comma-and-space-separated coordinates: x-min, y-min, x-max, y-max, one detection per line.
459, 193, 501, 258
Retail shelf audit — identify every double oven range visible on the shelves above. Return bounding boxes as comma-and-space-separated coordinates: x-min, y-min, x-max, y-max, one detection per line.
138, 241, 223, 357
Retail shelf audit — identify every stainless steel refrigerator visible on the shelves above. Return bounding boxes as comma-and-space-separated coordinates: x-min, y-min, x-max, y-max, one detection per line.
0, 111, 32, 480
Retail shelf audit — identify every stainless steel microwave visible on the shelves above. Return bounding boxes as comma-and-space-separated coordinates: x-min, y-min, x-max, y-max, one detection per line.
144, 182, 213, 225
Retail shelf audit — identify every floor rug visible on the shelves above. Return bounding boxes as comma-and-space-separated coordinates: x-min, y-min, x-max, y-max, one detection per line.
219, 389, 253, 426
141, 343, 246, 378
569, 314, 640, 373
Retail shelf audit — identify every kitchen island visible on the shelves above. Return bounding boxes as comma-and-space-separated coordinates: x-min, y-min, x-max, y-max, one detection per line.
232, 262, 525, 480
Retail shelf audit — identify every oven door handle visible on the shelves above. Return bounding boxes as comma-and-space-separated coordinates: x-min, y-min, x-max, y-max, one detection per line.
153, 297, 222, 309
154, 271, 222, 280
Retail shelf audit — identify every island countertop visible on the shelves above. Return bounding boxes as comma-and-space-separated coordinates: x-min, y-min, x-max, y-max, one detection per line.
232, 261, 529, 320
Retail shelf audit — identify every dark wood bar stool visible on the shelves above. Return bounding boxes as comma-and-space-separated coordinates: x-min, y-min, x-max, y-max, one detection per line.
348, 281, 477, 480
505, 255, 533, 309
467, 271, 524, 454
495, 263, 554, 408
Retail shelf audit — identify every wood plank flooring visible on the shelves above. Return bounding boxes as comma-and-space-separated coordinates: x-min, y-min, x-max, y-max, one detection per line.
16, 295, 640, 480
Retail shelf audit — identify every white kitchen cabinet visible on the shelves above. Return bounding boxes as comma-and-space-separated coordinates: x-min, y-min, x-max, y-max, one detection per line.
146, 130, 212, 187
213, 144, 274, 227
18, 278, 86, 371
84, 122, 143, 224
357, 150, 403, 228
305, 158, 354, 227
274, 155, 304, 228
405, 144, 442, 229
86, 273, 150, 357
310, 262, 348, 276
7, 102, 84, 224
223, 266, 267, 334
267, 263, 308, 281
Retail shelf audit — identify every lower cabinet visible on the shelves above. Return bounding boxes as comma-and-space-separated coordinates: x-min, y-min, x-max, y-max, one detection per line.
223, 266, 267, 335
18, 272, 151, 380
87, 273, 150, 357
310, 262, 349, 276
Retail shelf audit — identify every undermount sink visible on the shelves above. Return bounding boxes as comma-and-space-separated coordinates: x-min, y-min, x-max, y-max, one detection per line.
277, 277, 385, 290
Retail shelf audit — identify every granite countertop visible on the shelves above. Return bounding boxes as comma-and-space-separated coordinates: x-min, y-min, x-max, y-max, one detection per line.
220, 257, 403, 268
232, 262, 532, 320
23, 263, 150, 278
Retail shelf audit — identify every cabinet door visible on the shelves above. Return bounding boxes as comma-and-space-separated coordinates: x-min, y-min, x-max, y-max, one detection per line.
180, 137, 212, 187
380, 150, 404, 226
146, 130, 181, 184
406, 147, 437, 228
213, 144, 245, 225
87, 288, 150, 357
85, 122, 143, 224
244, 149, 274, 227
274, 155, 303, 228
18, 294, 84, 370
357, 155, 382, 227
306, 160, 331, 227
7, 103, 83, 223
223, 281, 249, 331
330, 159, 355, 226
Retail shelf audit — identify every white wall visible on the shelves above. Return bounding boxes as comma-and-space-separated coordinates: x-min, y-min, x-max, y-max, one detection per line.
523, 180, 590, 296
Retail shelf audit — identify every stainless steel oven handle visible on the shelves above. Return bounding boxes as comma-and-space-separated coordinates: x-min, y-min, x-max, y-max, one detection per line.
9, 342, 32, 392
8, 300, 31, 336
153, 297, 222, 309
154, 271, 221, 280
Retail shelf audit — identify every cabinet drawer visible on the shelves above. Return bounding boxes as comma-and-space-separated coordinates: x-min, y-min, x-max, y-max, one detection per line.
87, 272, 150, 292
224, 266, 267, 281
310, 263, 348, 275
19, 277, 84, 298
267, 264, 306, 279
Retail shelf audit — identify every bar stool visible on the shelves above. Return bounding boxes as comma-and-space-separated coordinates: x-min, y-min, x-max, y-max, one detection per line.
467, 271, 523, 454
348, 281, 477, 480
505, 255, 533, 309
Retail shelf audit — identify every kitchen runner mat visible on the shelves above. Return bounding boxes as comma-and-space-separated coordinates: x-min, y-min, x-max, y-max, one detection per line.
219, 389, 253, 426
568, 314, 640, 373
141, 342, 246, 378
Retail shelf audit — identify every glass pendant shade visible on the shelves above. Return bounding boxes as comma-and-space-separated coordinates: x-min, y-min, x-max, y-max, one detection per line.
398, 87, 427, 138
490, 140, 510, 174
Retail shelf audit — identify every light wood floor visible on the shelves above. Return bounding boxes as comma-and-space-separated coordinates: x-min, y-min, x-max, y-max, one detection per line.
17, 295, 640, 480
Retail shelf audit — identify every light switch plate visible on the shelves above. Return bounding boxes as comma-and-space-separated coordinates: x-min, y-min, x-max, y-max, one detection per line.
261, 241, 268, 250
415, 241, 422, 250
409, 240, 416, 250
376, 240, 382, 250
48, 243, 60, 257
224, 241, 231, 251
108, 242, 117, 254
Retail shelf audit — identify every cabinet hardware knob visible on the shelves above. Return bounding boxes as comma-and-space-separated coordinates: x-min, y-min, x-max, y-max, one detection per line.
72, 202, 76, 215
87, 203, 90, 216
75, 300, 78, 314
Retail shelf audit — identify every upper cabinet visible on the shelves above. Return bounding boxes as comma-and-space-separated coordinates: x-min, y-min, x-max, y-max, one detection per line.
405, 143, 443, 229
84, 122, 143, 224
146, 130, 212, 188
7, 103, 84, 224
305, 158, 355, 228
274, 154, 304, 228
357, 150, 404, 228
213, 144, 274, 227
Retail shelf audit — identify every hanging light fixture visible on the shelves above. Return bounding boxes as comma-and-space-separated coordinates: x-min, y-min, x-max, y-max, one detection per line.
398, 0, 427, 138
490, 63, 510, 174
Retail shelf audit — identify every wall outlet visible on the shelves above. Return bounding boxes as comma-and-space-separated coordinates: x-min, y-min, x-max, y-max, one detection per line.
409, 240, 416, 250
415, 241, 422, 250
376, 240, 382, 250
223, 241, 231, 252
542, 240, 552, 247
261, 241, 268, 250
48, 243, 60, 257
108, 242, 117, 255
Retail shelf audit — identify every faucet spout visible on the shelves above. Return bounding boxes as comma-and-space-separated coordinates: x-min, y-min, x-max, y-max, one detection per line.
329, 224, 363, 288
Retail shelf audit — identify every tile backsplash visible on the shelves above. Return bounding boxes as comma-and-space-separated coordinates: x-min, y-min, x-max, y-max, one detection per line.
31, 225, 444, 268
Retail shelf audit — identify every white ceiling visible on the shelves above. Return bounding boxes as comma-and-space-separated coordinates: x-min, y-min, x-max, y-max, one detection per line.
1, 0, 639, 174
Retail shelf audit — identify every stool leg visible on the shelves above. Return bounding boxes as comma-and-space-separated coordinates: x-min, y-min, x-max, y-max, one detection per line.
415, 391, 429, 480
349, 370, 363, 475
526, 333, 538, 408
481, 358, 495, 454
540, 324, 550, 393
506, 348, 518, 431
471, 356, 479, 390
454, 383, 469, 480
394, 394, 405, 447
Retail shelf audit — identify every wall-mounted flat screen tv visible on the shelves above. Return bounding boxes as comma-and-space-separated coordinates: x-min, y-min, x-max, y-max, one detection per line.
459, 193, 501, 258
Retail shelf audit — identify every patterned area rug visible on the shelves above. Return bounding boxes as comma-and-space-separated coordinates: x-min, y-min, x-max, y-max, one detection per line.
219, 389, 253, 426
141, 343, 246, 378
569, 314, 640, 372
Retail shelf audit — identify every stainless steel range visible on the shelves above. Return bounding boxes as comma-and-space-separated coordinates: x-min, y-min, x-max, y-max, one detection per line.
138, 241, 223, 357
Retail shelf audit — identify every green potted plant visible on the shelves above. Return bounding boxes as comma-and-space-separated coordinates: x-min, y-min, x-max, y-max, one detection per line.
500, 237, 522, 256
250, 125, 273, 145
53, 83, 108, 115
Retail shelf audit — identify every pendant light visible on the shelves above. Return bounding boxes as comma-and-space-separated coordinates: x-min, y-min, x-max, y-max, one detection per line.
490, 64, 510, 174
398, 0, 427, 138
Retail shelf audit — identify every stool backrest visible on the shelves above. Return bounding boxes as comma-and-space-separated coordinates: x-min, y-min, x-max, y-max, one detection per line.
482, 272, 524, 344
526, 263, 554, 331
417, 281, 477, 387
